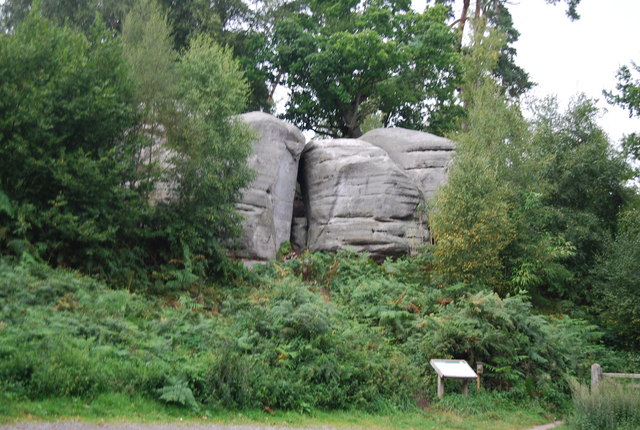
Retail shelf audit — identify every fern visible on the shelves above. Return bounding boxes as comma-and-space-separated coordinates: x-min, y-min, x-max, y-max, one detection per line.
158, 378, 198, 411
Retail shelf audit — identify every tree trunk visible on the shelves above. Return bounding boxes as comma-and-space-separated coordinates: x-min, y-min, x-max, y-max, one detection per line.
455, 0, 471, 49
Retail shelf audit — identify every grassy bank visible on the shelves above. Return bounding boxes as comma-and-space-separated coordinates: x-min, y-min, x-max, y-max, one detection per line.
0, 393, 557, 430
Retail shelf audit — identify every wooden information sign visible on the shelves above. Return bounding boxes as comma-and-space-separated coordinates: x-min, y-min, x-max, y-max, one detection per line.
430, 359, 478, 398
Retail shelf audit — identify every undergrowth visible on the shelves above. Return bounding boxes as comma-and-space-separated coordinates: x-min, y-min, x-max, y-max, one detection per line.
0, 251, 619, 414
568, 380, 640, 430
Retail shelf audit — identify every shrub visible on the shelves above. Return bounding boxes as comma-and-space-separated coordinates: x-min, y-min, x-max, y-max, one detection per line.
569, 380, 640, 430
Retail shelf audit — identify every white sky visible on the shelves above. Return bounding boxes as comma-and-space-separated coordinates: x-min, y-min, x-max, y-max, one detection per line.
413, 0, 640, 144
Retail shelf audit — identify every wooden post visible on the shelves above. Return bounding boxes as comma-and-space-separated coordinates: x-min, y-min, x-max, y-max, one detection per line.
462, 379, 469, 396
476, 375, 481, 391
437, 375, 444, 399
591, 363, 602, 391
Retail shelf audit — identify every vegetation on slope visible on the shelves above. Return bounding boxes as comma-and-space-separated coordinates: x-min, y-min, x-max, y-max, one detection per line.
2, 251, 631, 415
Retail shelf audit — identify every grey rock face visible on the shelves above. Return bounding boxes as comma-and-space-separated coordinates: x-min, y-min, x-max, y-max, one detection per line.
360, 127, 455, 199
235, 112, 306, 261
300, 138, 426, 259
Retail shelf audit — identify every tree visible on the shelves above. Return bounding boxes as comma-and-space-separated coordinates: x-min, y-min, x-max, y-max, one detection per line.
0, 0, 134, 32
0, 10, 147, 272
272, 1, 462, 138
122, 0, 178, 119
119, 3, 256, 286
604, 61, 640, 175
528, 96, 633, 300
429, 25, 528, 290
121, 0, 178, 197
0, 8, 256, 290
593, 209, 640, 349
439, 0, 582, 98
157, 0, 274, 111
162, 34, 255, 264
1, 0, 273, 112
429, 22, 628, 300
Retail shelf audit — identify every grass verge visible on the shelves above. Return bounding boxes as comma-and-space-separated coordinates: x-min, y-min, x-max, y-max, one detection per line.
1, 393, 558, 430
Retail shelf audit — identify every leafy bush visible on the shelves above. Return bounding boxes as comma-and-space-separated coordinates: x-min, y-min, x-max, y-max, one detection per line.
0, 251, 614, 412
0, 258, 418, 411
569, 380, 640, 430
593, 209, 640, 349
273, 251, 608, 408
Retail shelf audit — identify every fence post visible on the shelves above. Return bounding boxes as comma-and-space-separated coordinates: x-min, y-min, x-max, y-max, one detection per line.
591, 363, 602, 390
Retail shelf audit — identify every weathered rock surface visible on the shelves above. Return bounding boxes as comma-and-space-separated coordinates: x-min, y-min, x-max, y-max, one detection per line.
235, 112, 306, 261
360, 127, 455, 199
299, 138, 426, 259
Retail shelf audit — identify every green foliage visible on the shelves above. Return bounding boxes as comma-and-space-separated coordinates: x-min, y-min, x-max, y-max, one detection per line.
0, 10, 153, 273
158, 378, 198, 411
122, 0, 178, 128
270, 251, 606, 409
430, 25, 529, 290
569, 380, 640, 430
2, 252, 607, 412
156, 0, 273, 111
528, 96, 633, 300
431, 23, 631, 301
605, 61, 640, 173
0, 0, 134, 33
592, 209, 640, 349
272, 1, 462, 137
0, 10, 256, 291
0, 257, 417, 411
161, 34, 254, 261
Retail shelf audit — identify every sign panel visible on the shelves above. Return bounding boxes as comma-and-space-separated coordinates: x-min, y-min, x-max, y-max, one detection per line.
430, 359, 478, 379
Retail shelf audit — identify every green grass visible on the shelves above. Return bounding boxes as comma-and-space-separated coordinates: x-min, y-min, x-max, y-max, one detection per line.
0, 393, 558, 430
568, 380, 640, 430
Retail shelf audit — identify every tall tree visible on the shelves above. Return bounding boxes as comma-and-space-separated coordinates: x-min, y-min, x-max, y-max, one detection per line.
0, 10, 146, 272
0, 7, 255, 289
0, 0, 273, 111
528, 95, 633, 300
272, 0, 462, 137
604, 61, 640, 176
163, 34, 255, 260
438, 0, 582, 98
157, 0, 273, 111
429, 20, 628, 301
429, 25, 533, 290
593, 209, 640, 349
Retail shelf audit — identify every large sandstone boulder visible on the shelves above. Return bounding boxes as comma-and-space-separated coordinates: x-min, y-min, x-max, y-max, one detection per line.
299, 138, 426, 259
360, 128, 455, 199
235, 112, 306, 261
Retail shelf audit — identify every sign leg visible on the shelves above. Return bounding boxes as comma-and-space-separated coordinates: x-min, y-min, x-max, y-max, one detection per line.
437, 376, 444, 399
462, 379, 469, 396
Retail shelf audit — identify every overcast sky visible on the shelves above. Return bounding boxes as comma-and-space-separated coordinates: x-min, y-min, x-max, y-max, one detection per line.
413, 0, 640, 144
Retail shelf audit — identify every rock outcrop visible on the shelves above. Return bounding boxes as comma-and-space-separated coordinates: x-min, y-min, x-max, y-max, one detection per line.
360, 128, 455, 199
232, 116, 454, 262
299, 138, 426, 259
234, 112, 306, 261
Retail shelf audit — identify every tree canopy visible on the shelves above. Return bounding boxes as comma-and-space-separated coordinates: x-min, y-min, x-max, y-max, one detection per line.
272, 1, 463, 138
605, 61, 640, 175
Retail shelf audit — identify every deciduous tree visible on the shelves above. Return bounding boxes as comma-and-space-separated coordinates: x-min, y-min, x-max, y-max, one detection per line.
0, 11, 146, 271
272, 1, 462, 137
605, 61, 640, 176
